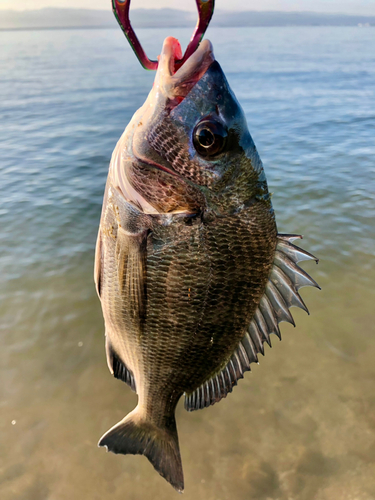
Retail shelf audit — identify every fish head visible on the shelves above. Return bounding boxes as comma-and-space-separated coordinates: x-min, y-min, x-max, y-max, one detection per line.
115, 37, 269, 215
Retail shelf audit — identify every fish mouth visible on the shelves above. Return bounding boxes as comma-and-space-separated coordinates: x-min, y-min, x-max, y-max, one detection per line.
155, 36, 215, 102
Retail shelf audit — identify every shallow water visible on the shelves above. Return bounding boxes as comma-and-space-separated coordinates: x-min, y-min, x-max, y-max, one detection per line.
0, 26, 375, 499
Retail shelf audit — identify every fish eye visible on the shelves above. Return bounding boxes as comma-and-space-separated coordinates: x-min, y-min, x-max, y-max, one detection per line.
193, 120, 228, 157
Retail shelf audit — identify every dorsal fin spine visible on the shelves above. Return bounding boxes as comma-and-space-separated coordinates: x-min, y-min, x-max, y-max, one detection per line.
274, 251, 320, 290
272, 265, 310, 314
277, 234, 302, 242
242, 332, 259, 363
266, 281, 295, 325
259, 295, 281, 339
205, 382, 211, 407
233, 352, 244, 378
219, 371, 226, 394
228, 360, 237, 384
249, 320, 265, 355
225, 366, 234, 389
254, 308, 271, 346
237, 342, 251, 369
276, 242, 318, 264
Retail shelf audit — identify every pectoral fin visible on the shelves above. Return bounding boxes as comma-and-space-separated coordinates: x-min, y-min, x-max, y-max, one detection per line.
115, 226, 148, 327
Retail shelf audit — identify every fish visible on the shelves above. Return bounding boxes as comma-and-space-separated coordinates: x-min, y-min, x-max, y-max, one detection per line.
94, 36, 319, 492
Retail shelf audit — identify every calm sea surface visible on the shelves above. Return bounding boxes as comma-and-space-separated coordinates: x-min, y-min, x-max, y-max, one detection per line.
0, 26, 374, 500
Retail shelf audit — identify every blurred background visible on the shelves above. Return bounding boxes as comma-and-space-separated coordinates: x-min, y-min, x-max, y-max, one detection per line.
1, 0, 375, 499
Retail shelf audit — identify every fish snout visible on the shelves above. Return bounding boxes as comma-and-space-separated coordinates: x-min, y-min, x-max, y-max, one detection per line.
155, 37, 215, 101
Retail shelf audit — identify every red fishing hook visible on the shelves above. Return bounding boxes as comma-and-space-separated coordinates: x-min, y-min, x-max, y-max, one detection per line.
112, 0, 215, 70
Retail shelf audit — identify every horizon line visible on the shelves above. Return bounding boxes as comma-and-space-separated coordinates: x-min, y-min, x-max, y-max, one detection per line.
2, 7, 375, 16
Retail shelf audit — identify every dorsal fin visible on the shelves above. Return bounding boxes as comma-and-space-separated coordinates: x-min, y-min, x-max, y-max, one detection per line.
184, 234, 319, 412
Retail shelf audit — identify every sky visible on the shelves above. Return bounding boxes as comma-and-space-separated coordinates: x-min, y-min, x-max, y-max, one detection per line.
1, 0, 375, 15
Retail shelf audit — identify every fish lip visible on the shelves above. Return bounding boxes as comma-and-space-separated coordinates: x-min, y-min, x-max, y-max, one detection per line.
156, 37, 215, 101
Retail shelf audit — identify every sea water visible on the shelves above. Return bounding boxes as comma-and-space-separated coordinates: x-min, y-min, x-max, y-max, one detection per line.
0, 26, 374, 499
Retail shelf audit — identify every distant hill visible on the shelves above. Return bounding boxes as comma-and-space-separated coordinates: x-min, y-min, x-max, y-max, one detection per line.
0, 8, 374, 30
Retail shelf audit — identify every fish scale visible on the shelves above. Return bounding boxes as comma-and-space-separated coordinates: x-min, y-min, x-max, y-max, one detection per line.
108, 211, 274, 420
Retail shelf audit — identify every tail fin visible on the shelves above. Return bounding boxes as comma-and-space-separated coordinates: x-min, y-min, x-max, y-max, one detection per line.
98, 407, 184, 492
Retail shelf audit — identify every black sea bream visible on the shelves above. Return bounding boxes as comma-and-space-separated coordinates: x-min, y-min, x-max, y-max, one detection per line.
94, 37, 319, 492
